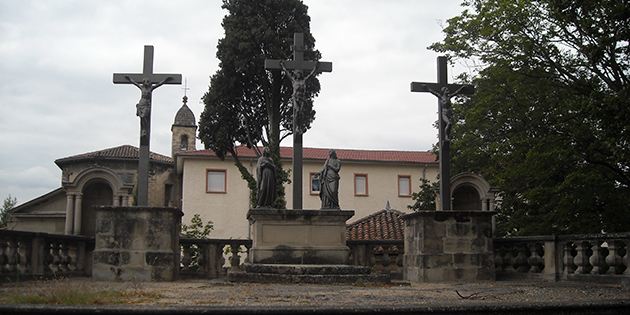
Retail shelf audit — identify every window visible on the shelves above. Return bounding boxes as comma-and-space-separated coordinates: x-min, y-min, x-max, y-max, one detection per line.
398, 175, 411, 197
310, 172, 320, 194
180, 135, 189, 151
164, 184, 173, 206
354, 174, 368, 196
206, 169, 226, 193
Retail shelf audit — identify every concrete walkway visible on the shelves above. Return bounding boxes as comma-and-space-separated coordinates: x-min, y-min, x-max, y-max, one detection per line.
1, 278, 629, 314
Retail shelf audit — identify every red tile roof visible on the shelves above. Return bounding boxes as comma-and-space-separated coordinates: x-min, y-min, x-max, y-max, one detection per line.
55, 145, 173, 165
178, 146, 437, 164
346, 209, 407, 241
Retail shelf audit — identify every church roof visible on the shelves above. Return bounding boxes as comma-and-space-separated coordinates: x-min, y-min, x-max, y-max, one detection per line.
178, 146, 437, 164
173, 98, 196, 127
346, 209, 406, 241
55, 145, 173, 166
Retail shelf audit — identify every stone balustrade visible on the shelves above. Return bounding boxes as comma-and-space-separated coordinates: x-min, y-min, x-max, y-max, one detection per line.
2, 229, 628, 284
179, 238, 252, 279
494, 233, 629, 285
347, 240, 404, 280
0, 230, 94, 281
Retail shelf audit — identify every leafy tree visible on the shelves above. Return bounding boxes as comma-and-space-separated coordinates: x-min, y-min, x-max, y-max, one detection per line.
199, 0, 323, 209
181, 214, 214, 239
430, 0, 630, 236
1, 195, 17, 228
407, 178, 439, 211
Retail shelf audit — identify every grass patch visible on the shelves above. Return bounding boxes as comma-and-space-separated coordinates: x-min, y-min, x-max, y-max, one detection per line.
0, 278, 160, 305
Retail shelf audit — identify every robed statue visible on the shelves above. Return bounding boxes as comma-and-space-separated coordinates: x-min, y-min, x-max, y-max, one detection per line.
315, 149, 341, 209
256, 147, 276, 208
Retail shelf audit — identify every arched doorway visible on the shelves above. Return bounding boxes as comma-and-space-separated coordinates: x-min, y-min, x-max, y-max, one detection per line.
452, 185, 481, 210
81, 181, 113, 237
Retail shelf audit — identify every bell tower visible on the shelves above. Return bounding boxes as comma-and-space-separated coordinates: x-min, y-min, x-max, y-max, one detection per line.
171, 95, 197, 157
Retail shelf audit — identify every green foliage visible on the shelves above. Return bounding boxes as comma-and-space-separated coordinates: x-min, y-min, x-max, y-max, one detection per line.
199, 0, 322, 208
1, 194, 17, 228
181, 214, 214, 239
408, 179, 439, 211
431, 0, 630, 235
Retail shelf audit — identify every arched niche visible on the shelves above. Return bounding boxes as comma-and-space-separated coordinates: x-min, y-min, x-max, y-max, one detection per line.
450, 173, 498, 211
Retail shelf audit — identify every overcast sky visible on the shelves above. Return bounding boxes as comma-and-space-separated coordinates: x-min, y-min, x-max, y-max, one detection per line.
0, 0, 473, 205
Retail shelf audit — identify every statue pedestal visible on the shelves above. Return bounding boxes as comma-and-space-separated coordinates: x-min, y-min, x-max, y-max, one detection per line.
402, 210, 496, 282
247, 209, 354, 265
92, 206, 182, 282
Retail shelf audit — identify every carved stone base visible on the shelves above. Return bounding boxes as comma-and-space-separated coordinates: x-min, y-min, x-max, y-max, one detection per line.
92, 206, 182, 282
228, 263, 390, 284
402, 210, 496, 282
247, 209, 354, 265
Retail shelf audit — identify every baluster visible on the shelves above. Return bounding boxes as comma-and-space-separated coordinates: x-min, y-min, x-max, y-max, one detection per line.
229, 243, 241, 270
47, 241, 61, 274
58, 242, 71, 272
514, 243, 530, 273
574, 241, 590, 274
181, 244, 192, 272
0, 241, 7, 274
67, 243, 78, 272
6, 239, 18, 273
16, 238, 30, 274
196, 243, 207, 273
623, 239, 630, 276
503, 245, 515, 272
242, 242, 251, 264
368, 245, 377, 268
494, 244, 504, 272
396, 245, 404, 269
527, 242, 544, 273
381, 245, 391, 275
605, 240, 624, 275
563, 242, 576, 274
589, 241, 605, 274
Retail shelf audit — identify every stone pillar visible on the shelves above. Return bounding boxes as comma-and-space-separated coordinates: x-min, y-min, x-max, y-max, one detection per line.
113, 195, 121, 206
73, 194, 82, 235
92, 206, 183, 282
402, 210, 496, 282
122, 195, 130, 206
65, 194, 75, 235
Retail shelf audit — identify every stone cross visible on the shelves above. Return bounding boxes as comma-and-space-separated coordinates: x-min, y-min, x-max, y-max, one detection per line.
411, 56, 474, 211
113, 45, 182, 206
265, 33, 332, 210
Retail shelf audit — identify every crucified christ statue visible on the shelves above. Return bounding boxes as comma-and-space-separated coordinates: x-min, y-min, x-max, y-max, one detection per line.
125, 76, 173, 122
280, 59, 319, 133
423, 84, 467, 143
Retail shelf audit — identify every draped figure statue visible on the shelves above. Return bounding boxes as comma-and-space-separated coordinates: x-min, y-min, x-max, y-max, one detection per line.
315, 149, 341, 209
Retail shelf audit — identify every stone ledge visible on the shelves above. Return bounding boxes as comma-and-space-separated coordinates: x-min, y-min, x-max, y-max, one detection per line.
241, 263, 372, 275
228, 271, 390, 284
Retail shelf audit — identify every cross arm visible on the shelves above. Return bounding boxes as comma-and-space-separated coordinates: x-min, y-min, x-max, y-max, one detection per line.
265, 60, 332, 73
410, 82, 474, 95
113, 73, 183, 85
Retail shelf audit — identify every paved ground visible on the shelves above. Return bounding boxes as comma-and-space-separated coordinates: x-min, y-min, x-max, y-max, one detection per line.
1, 277, 628, 308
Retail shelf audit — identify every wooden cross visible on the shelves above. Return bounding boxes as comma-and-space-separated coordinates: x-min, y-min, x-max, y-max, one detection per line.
265, 33, 332, 210
113, 45, 181, 206
411, 56, 474, 211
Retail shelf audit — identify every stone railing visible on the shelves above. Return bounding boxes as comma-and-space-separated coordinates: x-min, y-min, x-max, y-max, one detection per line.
179, 238, 252, 279
0, 230, 94, 282
494, 233, 629, 284
347, 240, 404, 280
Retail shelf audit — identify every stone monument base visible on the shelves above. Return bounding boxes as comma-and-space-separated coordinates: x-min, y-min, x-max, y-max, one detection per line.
92, 206, 183, 282
228, 263, 390, 284
402, 210, 496, 282
247, 209, 354, 265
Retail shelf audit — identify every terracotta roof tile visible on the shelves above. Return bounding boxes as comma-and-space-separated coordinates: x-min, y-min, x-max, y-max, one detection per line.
178, 146, 437, 164
346, 209, 407, 241
55, 145, 173, 164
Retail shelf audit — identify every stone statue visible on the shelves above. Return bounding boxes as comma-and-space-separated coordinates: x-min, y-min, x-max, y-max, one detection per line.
423, 84, 467, 142
256, 147, 276, 208
125, 75, 173, 135
280, 60, 319, 132
315, 149, 341, 209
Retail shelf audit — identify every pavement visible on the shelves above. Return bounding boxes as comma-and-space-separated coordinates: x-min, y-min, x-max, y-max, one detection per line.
1, 278, 629, 314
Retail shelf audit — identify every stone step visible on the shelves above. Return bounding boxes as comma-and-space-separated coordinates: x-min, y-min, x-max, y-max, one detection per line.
228, 264, 391, 284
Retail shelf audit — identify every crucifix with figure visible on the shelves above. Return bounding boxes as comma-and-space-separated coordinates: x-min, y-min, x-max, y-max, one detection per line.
113, 45, 182, 206
265, 33, 332, 210
411, 56, 474, 211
